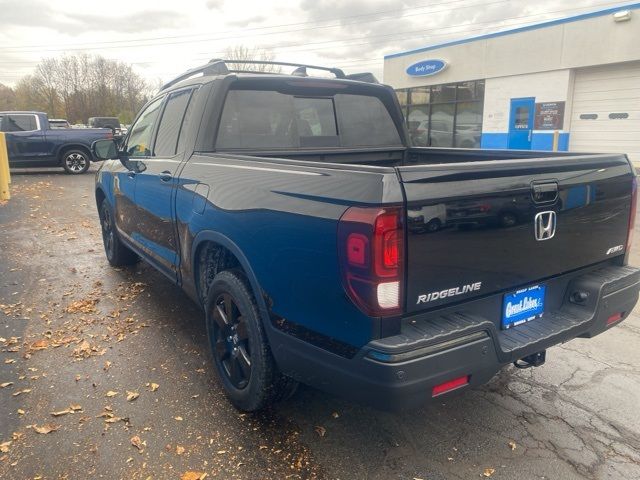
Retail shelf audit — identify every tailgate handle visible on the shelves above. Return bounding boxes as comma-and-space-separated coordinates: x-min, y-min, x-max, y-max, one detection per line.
531, 182, 558, 203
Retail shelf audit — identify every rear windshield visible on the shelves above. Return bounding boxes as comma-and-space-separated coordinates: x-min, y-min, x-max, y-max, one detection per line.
216, 89, 402, 149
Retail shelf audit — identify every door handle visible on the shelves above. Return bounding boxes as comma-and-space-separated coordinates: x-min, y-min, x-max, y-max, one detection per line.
159, 170, 173, 182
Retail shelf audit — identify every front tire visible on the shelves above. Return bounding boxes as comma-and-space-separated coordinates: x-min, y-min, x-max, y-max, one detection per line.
99, 199, 138, 266
205, 270, 297, 412
62, 149, 90, 174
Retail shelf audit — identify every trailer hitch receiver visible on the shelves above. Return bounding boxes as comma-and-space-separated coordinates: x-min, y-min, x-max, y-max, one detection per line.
513, 350, 546, 369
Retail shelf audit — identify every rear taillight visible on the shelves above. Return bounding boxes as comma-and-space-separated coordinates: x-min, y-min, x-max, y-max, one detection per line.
338, 206, 404, 316
627, 176, 637, 254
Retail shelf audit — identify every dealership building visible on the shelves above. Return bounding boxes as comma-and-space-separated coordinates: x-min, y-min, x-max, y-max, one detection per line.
383, 3, 640, 164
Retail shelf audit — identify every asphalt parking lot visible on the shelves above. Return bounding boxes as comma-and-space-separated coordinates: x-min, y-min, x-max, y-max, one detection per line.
1, 166, 640, 480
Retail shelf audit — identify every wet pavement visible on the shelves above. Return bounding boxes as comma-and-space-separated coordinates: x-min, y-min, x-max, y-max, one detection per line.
1, 166, 640, 480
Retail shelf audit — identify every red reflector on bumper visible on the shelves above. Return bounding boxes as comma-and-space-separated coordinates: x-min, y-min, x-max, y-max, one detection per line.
432, 375, 470, 397
607, 312, 623, 325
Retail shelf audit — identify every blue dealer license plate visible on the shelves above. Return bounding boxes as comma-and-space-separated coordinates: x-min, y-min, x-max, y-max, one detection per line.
502, 284, 546, 329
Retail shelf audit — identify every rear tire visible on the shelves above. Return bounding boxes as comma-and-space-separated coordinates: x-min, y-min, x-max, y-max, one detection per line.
99, 199, 138, 266
205, 270, 298, 412
62, 149, 90, 174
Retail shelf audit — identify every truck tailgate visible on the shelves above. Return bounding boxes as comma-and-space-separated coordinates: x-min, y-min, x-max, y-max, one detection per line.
398, 154, 634, 314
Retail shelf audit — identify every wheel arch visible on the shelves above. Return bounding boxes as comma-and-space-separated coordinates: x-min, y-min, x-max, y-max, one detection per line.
191, 231, 270, 322
57, 144, 93, 165
95, 186, 107, 213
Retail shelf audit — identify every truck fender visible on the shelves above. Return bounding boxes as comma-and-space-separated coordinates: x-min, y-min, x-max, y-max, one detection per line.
56, 143, 93, 163
190, 230, 270, 323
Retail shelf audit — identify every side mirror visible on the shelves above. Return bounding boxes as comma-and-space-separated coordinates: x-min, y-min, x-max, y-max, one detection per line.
91, 139, 119, 160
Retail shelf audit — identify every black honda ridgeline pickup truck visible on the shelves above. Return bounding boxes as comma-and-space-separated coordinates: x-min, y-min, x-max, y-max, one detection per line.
92, 60, 640, 412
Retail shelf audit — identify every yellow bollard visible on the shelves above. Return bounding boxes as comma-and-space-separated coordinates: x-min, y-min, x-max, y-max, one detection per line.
0, 132, 10, 201
552, 130, 560, 152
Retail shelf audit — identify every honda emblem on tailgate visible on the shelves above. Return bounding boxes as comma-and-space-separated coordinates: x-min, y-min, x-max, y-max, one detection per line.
534, 211, 556, 241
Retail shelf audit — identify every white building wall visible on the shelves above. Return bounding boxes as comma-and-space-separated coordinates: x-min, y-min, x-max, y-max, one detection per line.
384, 5, 640, 88
483, 70, 572, 133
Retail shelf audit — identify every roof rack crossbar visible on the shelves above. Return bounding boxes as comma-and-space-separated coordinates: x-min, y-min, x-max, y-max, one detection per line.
160, 59, 346, 91
221, 59, 345, 78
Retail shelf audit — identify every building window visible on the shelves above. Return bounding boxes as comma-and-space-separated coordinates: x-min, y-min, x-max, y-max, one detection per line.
397, 80, 485, 148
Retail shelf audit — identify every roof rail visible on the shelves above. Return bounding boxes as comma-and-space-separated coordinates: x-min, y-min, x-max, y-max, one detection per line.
160, 59, 346, 91
345, 72, 379, 84
160, 59, 229, 91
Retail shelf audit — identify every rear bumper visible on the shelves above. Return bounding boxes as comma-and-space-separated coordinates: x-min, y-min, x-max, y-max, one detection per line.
272, 265, 640, 411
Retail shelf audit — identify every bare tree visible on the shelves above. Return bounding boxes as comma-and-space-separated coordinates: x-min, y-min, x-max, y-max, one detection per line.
12, 54, 151, 124
224, 46, 282, 73
0, 83, 17, 111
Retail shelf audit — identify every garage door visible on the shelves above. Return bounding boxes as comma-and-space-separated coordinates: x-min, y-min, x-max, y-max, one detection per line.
570, 62, 640, 165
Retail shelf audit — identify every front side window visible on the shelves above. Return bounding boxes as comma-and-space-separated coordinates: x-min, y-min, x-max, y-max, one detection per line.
127, 97, 164, 157
6, 114, 37, 132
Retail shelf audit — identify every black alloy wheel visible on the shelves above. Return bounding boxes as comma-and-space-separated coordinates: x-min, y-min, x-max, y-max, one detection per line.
204, 270, 298, 411
99, 199, 138, 266
101, 202, 115, 261
211, 293, 252, 389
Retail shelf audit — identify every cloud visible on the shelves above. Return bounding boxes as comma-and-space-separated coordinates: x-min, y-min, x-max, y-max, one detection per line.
0, 0, 188, 34
226, 15, 267, 28
205, 0, 224, 10
69, 10, 188, 34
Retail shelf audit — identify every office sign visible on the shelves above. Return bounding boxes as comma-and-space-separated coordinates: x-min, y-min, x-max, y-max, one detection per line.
406, 59, 447, 77
534, 102, 565, 130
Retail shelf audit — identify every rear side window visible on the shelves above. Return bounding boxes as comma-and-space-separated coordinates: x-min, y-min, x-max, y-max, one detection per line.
154, 89, 193, 157
216, 89, 401, 149
5, 114, 37, 132
127, 97, 164, 157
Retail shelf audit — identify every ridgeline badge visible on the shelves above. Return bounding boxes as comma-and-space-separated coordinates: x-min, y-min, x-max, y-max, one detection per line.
406, 59, 447, 77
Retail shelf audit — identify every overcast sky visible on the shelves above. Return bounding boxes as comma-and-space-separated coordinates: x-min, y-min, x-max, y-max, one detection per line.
0, 0, 633, 87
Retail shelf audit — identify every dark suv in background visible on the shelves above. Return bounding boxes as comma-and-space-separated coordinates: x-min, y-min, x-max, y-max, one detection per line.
88, 117, 122, 136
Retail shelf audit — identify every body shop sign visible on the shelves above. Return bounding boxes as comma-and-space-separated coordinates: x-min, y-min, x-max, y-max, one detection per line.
534, 102, 565, 130
406, 59, 447, 77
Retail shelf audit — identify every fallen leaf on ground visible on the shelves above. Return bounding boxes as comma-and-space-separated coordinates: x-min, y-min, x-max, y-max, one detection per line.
331, 412, 340, 419
0, 382, 13, 388
174, 416, 183, 421
181, 472, 207, 480
73, 340, 92, 357
30, 339, 49, 351
12, 389, 31, 397
176, 445, 185, 455
104, 417, 123, 424
508, 441, 517, 451
483, 468, 496, 477
314, 425, 326, 437
4, 359, 15, 364
149, 383, 159, 392
69, 404, 82, 411
0, 441, 10, 453
126, 391, 139, 402
103, 361, 112, 371
105, 391, 118, 397
66, 299, 98, 314
17, 409, 25, 415
131, 435, 145, 452
50, 409, 72, 417
33, 424, 60, 434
